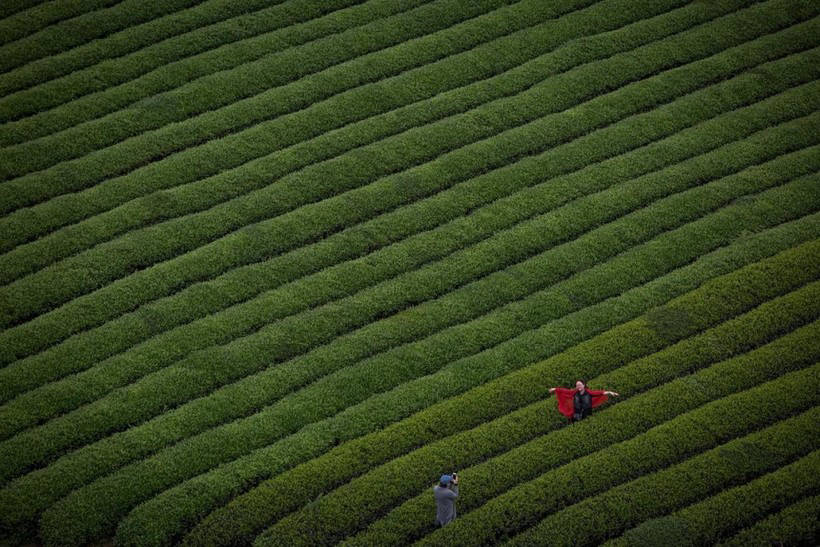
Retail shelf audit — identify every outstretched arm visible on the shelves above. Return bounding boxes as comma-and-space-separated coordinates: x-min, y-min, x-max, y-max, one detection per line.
588, 389, 619, 397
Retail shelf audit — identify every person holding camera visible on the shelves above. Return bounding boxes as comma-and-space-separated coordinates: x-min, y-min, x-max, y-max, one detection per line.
433, 472, 459, 526
549, 380, 619, 422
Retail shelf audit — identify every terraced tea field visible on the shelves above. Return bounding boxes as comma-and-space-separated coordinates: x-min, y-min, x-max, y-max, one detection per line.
0, 0, 818, 545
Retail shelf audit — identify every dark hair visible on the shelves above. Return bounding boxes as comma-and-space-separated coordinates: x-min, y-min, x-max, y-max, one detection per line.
576, 379, 586, 387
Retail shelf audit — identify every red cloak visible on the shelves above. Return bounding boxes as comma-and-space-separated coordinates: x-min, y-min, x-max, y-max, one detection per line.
553, 388, 608, 418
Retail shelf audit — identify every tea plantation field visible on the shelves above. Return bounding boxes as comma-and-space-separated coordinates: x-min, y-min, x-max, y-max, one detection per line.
0, 0, 818, 545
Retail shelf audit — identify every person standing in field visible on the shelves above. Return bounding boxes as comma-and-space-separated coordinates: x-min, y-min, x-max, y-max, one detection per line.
433, 473, 459, 526
549, 380, 619, 422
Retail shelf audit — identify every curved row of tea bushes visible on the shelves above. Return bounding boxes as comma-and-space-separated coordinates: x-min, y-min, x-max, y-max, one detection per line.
3, 2, 812, 274
0, 0, 440, 168
0, 0, 116, 45
341, 320, 820, 546
419, 368, 820, 546
29, 238, 819, 546
0, 1, 64, 26
2, 157, 814, 482
0, 0, 727, 268
0, 0, 585, 147
0, 0, 201, 73
117, 240, 820, 546
3, 106, 814, 441
3, 210, 814, 544
4, 58, 815, 385
270, 331, 820, 546
504, 424, 820, 547
716, 495, 819, 547
0, 0, 530, 180
194, 290, 820, 546
0, 0, 704, 250
608, 459, 819, 546
0, 0, 360, 102
0, 2, 816, 545
5, 86, 810, 403
3, 99, 816, 428
2, 30, 816, 334
0, 0, 697, 319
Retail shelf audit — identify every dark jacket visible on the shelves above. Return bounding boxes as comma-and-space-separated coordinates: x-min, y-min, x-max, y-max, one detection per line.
433, 483, 458, 525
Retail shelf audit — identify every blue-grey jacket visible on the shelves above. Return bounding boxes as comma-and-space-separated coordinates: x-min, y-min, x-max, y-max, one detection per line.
433, 484, 459, 525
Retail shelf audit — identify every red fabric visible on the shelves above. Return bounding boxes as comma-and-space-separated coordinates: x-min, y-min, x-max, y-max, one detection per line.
553, 388, 608, 418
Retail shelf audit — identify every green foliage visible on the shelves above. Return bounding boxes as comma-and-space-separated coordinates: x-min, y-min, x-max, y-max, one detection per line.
0, 0, 701, 261
717, 495, 819, 547
1, 211, 803, 547
0, 0, 200, 74
0, 0, 364, 102
2, 28, 818, 396
30, 237, 819, 546
0, 2, 817, 545
3, 102, 818, 449
3, 161, 816, 500
3, 63, 817, 403
2, 2, 817, 330
610, 456, 819, 546
0, 0, 519, 181
245, 300, 820, 546
512, 434, 820, 547
343, 311, 820, 546
645, 306, 694, 343
0, 1, 60, 22
618, 517, 693, 547
443, 373, 820, 547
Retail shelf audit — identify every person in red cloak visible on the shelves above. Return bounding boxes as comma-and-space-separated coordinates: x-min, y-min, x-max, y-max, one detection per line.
549, 380, 619, 422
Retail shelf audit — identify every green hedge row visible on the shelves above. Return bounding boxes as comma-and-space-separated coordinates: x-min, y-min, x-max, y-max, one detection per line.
0, 0, 449, 136
0, 0, 360, 102
0, 0, 528, 180
5, 109, 818, 437
4, 1, 813, 279
0, 0, 116, 45
272, 334, 820, 546
1, 146, 814, 473
2, 100, 813, 429
0, 1, 656, 313
97, 223, 816, 544
199, 289, 820, 546
608, 457, 819, 546
0, 0, 701, 250
421, 367, 820, 546
23, 235, 820, 546
507, 424, 820, 547
6, 85, 810, 403
717, 495, 819, 547
505, 423, 820, 547
0, 0, 711, 265
2, 209, 816, 546
0, 0, 202, 75
4, 6, 810, 269
0, 0, 582, 148
342, 319, 820, 546
2, 31, 816, 337
3, 48, 815, 382
0, 1, 53, 23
